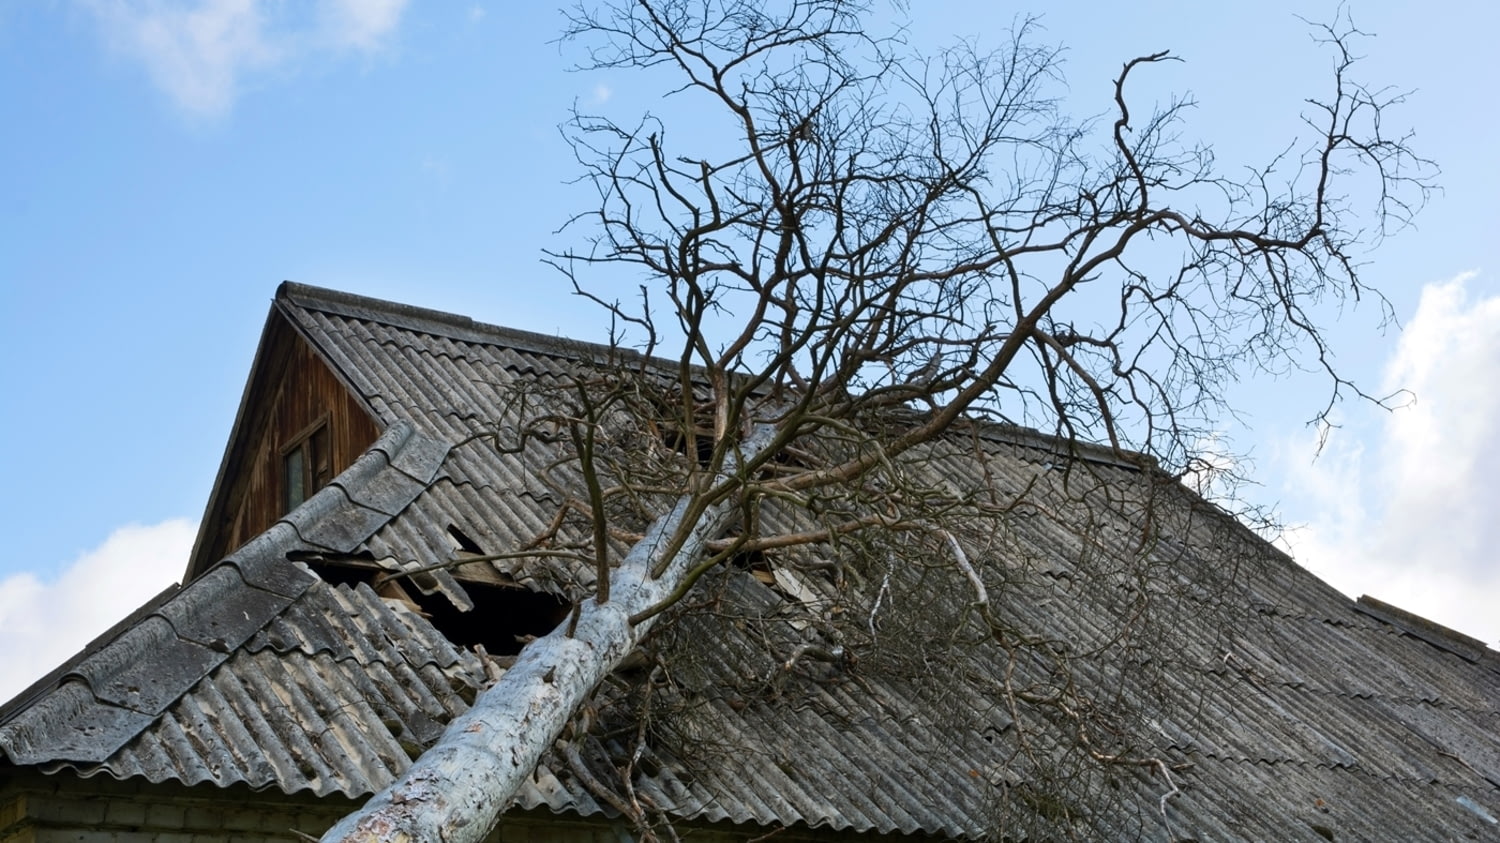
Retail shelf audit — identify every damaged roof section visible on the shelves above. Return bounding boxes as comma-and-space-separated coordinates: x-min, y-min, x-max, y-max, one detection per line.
3, 283, 1499, 841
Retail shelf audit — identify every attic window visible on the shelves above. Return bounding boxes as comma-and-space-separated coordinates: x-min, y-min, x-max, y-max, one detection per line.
283, 418, 332, 513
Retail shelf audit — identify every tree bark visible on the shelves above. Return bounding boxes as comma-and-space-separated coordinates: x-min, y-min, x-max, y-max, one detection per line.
319, 424, 776, 843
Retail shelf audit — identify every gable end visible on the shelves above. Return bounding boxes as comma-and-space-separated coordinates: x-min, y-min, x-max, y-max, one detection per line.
186, 300, 381, 580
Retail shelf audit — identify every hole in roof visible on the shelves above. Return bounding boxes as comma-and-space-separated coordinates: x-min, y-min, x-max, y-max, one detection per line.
303, 554, 571, 656
730, 547, 769, 573
399, 580, 571, 656
446, 524, 484, 555
662, 426, 714, 467
722, 529, 772, 585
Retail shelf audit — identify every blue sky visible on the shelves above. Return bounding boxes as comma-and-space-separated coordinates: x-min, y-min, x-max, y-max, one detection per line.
2, 1, 1498, 697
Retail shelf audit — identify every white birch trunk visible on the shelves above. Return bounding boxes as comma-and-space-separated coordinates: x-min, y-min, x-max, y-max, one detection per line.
319, 425, 777, 843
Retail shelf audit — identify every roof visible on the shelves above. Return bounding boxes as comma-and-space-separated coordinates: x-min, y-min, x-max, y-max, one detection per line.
4, 282, 1499, 840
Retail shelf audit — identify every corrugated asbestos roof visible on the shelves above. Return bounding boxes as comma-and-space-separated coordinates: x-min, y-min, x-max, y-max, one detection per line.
4, 282, 1499, 841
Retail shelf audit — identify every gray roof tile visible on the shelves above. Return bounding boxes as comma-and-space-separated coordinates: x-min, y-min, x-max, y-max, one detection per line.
156, 564, 292, 651
0, 683, 154, 764
224, 524, 319, 598
67, 616, 223, 716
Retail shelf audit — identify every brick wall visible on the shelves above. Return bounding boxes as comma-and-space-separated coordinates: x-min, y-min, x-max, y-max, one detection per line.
1, 772, 351, 842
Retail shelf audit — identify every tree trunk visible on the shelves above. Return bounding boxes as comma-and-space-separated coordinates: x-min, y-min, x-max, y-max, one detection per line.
319, 425, 776, 843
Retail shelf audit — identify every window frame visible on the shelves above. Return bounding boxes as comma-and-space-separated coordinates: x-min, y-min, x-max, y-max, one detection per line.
281, 413, 333, 514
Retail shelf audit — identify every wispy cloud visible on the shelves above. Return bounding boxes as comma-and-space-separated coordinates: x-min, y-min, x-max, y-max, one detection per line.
320, 0, 406, 51
80, 0, 409, 118
83, 0, 276, 117
1280, 272, 1500, 645
0, 519, 192, 703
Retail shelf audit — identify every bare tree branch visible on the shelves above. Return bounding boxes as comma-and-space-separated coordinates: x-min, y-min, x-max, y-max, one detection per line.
323, 3, 1433, 840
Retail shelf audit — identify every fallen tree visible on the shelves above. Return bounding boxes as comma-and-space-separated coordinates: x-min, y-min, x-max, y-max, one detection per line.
321, 2, 1431, 840
318, 420, 782, 842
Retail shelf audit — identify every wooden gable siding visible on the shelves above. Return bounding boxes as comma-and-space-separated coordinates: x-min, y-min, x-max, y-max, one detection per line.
190, 312, 380, 575
225, 330, 380, 551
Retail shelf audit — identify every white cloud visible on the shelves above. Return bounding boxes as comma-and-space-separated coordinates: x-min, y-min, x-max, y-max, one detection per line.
319, 0, 406, 51
592, 83, 613, 105
81, 0, 409, 117
0, 519, 193, 704
84, 0, 276, 117
1280, 272, 1500, 646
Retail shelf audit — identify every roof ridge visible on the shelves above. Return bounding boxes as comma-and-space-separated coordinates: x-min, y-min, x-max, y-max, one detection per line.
277, 282, 1158, 472
1354, 594, 1493, 663
277, 281, 629, 364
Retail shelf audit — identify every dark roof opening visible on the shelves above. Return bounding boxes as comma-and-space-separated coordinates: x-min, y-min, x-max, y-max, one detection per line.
662, 426, 715, 467
405, 579, 572, 656
446, 524, 484, 555
730, 547, 770, 574
300, 553, 572, 656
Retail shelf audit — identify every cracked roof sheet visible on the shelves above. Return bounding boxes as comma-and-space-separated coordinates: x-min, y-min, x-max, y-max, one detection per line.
3, 283, 1498, 840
